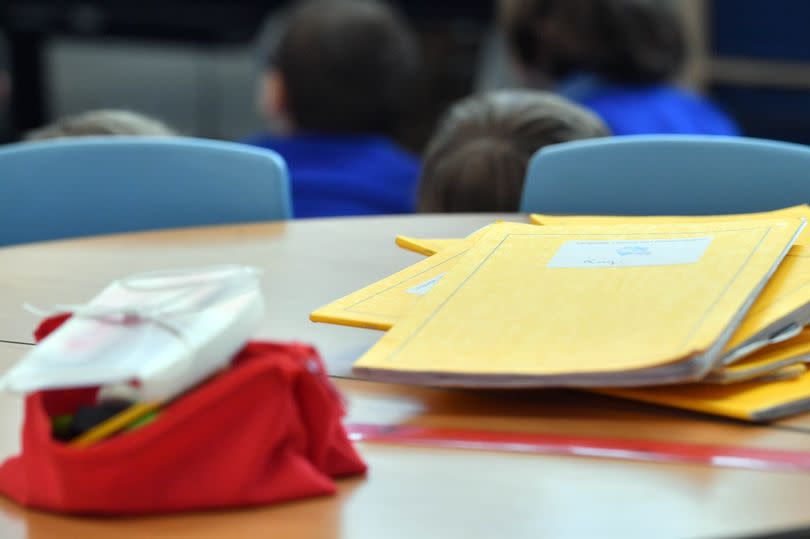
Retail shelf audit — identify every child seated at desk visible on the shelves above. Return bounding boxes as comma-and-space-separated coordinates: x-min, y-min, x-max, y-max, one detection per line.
418, 90, 609, 212
501, 0, 739, 136
25, 109, 176, 140
244, 0, 422, 218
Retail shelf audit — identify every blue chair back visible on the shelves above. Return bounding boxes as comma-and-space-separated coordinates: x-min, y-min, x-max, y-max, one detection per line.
520, 135, 810, 215
0, 137, 291, 246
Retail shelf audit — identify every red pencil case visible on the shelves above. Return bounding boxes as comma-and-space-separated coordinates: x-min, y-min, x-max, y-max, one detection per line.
0, 315, 367, 515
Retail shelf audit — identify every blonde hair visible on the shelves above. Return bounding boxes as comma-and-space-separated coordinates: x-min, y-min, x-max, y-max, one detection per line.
25, 110, 176, 140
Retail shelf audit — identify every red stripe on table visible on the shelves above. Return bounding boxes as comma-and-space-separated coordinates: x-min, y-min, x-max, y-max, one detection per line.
345, 423, 810, 473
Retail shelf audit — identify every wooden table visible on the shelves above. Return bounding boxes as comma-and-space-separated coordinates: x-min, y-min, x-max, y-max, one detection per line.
2, 214, 810, 539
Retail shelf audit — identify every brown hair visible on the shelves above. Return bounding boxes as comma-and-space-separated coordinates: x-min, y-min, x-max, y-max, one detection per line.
502, 0, 686, 84
418, 90, 609, 212
271, 0, 421, 136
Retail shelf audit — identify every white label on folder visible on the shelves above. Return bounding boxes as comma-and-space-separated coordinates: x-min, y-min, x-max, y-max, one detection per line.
547, 237, 713, 268
407, 273, 446, 295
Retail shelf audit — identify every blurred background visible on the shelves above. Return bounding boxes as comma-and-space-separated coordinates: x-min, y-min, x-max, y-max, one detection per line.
1, 0, 809, 148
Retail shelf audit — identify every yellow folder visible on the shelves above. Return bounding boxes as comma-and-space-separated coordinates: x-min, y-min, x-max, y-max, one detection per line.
526, 207, 810, 364
530, 204, 810, 241
320, 223, 810, 382
394, 237, 461, 257
396, 223, 496, 257
353, 219, 804, 386
721, 246, 810, 362
310, 241, 472, 330
388, 238, 810, 363
312, 224, 500, 329
597, 367, 810, 421
315, 239, 810, 387
705, 328, 810, 383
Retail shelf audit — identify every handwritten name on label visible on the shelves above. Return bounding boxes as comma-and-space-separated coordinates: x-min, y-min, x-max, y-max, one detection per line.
407, 273, 446, 295
547, 237, 713, 268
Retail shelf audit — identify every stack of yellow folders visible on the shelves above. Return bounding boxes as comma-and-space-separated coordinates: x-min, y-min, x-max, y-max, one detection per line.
312, 206, 810, 421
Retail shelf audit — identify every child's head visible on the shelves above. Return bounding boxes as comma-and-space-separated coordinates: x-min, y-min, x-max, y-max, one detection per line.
501, 0, 685, 85
418, 90, 609, 213
25, 110, 176, 140
259, 0, 420, 137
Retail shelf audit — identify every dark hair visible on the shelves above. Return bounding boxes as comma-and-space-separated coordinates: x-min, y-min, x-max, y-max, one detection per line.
271, 0, 420, 135
502, 0, 686, 84
418, 90, 609, 213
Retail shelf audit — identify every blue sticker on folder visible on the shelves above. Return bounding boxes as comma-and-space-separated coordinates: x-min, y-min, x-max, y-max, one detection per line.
407, 273, 446, 296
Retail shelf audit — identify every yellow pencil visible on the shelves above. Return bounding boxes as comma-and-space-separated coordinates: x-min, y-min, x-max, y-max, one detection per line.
70, 402, 163, 449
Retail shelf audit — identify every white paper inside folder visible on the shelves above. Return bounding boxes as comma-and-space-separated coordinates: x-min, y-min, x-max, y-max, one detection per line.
0, 265, 265, 402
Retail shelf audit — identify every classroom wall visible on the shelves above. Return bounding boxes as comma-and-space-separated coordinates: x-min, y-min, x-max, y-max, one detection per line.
704, 0, 810, 144
45, 38, 264, 140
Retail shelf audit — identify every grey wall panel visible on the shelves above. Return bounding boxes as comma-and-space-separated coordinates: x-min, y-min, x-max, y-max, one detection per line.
44, 38, 265, 140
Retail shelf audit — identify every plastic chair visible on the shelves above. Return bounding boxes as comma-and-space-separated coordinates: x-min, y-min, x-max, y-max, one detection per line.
0, 137, 291, 246
519, 135, 810, 215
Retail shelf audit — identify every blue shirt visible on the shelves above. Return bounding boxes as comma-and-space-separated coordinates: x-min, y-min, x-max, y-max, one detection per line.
559, 74, 740, 136
243, 133, 420, 218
